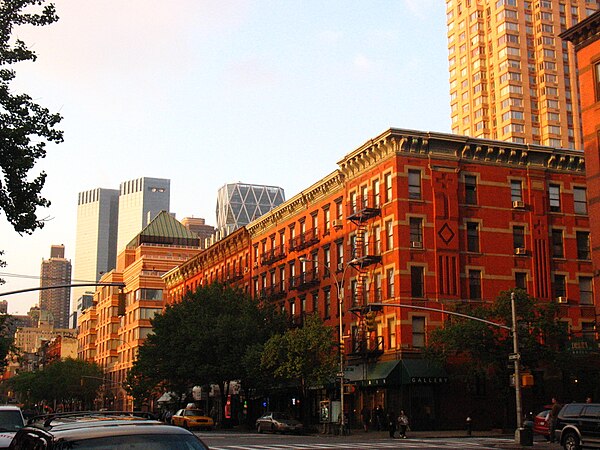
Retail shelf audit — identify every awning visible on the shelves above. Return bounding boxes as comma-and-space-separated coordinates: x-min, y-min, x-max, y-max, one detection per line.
344, 361, 401, 387
344, 359, 448, 387
400, 359, 449, 385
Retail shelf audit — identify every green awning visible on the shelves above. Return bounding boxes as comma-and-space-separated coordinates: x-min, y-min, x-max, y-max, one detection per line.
400, 359, 449, 385
344, 361, 401, 387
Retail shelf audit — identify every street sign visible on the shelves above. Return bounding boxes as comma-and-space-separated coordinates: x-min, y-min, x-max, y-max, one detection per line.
508, 353, 521, 361
336, 372, 344, 377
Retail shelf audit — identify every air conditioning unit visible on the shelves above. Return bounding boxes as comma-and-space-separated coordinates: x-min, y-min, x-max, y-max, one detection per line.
410, 241, 423, 249
243, 267, 249, 274
512, 200, 525, 209
556, 296, 568, 304
332, 219, 343, 229
253, 262, 258, 269
514, 247, 527, 255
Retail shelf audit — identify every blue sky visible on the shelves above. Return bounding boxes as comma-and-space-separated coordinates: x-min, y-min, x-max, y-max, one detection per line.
0, 0, 449, 314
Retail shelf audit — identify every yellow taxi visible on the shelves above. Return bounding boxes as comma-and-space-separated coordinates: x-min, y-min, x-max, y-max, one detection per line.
171, 408, 215, 431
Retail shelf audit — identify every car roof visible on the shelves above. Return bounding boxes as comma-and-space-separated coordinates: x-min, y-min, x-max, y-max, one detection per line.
0, 406, 21, 411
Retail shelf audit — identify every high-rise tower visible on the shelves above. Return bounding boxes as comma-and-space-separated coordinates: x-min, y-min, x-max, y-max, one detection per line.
446, 0, 597, 148
39, 245, 72, 329
116, 177, 170, 253
73, 188, 119, 304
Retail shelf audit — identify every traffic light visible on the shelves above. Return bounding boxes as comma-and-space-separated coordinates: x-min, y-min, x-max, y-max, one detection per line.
338, 341, 345, 354
365, 311, 377, 332
522, 373, 534, 387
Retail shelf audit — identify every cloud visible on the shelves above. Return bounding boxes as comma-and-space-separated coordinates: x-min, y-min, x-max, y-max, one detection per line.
353, 53, 374, 73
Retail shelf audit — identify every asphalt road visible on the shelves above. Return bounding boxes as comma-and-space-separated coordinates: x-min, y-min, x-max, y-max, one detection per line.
195, 431, 557, 450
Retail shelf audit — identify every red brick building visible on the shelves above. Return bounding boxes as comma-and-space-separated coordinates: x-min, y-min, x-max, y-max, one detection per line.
164, 128, 594, 429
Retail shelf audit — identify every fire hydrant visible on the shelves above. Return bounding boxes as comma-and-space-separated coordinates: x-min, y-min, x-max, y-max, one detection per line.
466, 416, 472, 436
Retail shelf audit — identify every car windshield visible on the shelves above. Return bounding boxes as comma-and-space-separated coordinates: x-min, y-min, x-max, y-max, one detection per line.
54, 433, 208, 449
0, 410, 24, 432
272, 413, 292, 420
183, 410, 204, 416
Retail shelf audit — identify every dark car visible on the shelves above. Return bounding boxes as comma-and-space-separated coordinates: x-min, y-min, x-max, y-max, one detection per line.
9, 411, 210, 449
533, 409, 551, 440
554, 402, 600, 450
256, 412, 303, 434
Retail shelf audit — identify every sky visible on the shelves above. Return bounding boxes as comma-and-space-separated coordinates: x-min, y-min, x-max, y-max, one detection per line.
0, 0, 450, 315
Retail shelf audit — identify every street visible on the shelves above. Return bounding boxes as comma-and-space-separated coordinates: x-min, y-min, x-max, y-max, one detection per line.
196, 431, 557, 450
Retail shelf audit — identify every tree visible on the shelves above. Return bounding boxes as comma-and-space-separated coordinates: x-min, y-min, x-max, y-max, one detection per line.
126, 283, 285, 421
426, 289, 572, 427
261, 314, 338, 423
0, 1, 64, 283
8, 358, 103, 410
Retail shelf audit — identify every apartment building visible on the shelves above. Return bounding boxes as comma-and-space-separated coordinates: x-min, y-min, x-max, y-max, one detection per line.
164, 128, 594, 429
446, 0, 597, 148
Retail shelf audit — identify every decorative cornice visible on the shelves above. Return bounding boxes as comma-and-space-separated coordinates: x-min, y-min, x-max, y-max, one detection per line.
560, 10, 600, 50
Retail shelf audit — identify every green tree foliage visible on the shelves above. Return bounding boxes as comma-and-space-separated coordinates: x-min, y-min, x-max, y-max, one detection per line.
126, 283, 286, 419
261, 314, 338, 422
8, 358, 103, 409
0, 314, 17, 373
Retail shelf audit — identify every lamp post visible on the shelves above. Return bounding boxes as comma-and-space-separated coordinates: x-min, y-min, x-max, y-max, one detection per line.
299, 256, 356, 435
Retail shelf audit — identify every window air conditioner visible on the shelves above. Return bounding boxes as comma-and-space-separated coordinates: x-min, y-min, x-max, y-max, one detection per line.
512, 200, 525, 209
556, 296, 568, 304
514, 247, 527, 255
410, 241, 423, 249
332, 219, 343, 229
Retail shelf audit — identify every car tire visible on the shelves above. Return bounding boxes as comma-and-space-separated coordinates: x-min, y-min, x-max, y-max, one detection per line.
183, 422, 189, 430
563, 432, 581, 450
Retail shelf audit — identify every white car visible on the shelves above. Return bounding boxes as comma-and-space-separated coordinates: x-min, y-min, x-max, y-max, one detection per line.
0, 406, 25, 448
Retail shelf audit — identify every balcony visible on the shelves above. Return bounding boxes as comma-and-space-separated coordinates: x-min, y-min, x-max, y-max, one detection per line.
349, 332, 384, 358
347, 195, 381, 222
223, 270, 244, 284
258, 285, 287, 301
289, 269, 320, 291
260, 245, 286, 266
289, 228, 320, 252
350, 241, 382, 268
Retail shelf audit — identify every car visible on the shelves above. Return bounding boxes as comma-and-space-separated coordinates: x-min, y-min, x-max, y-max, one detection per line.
554, 402, 600, 450
0, 406, 25, 448
8, 411, 210, 449
255, 412, 303, 434
533, 409, 551, 440
171, 408, 215, 431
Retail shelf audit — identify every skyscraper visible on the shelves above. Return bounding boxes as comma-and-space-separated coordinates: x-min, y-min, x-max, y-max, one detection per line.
39, 245, 72, 329
446, 0, 597, 148
73, 188, 119, 304
215, 182, 285, 237
116, 177, 170, 253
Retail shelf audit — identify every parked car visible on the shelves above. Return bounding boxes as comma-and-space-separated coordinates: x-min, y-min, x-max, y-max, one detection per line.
554, 402, 600, 450
533, 409, 551, 440
255, 412, 303, 434
171, 408, 215, 430
8, 411, 210, 449
0, 406, 25, 448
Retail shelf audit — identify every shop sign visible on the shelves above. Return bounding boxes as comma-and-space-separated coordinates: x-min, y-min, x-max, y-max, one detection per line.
410, 376, 449, 384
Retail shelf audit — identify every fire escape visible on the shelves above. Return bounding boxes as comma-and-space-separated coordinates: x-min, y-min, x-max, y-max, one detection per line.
346, 192, 383, 362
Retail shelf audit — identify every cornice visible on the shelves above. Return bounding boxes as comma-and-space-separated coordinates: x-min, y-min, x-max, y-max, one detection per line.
560, 10, 600, 50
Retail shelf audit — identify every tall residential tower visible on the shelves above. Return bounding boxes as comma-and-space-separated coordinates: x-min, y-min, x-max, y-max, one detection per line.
446, 0, 597, 148
39, 245, 72, 329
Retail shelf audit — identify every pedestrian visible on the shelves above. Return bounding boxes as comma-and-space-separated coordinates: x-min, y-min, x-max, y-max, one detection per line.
548, 397, 561, 443
375, 405, 384, 431
361, 406, 370, 432
397, 410, 409, 439
387, 411, 396, 438
586, 396, 593, 403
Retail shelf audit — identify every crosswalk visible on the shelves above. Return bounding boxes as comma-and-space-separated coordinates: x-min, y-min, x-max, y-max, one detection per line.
208, 437, 515, 450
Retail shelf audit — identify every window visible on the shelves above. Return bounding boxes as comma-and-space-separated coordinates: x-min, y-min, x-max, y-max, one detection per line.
135, 289, 163, 301
386, 268, 395, 299
595, 62, 600, 102
554, 274, 566, 298
409, 218, 423, 246
387, 318, 396, 349
577, 231, 591, 260
468, 270, 481, 300
408, 170, 422, 200
336, 241, 344, 268
579, 277, 593, 305
513, 225, 525, 249
323, 207, 330, 232
324, 289, 331, 319
467, 222, 480, 252
384, 172, 393, 203
465, 175, 477, 205
411, 266, 425, 298
373, 179, 380, 207
412, 317, 426, 348
549, 184, 561, 212
551, 229, 564, 258
574, 187, 587, 215
515, 272, 527, 290
373, 225, 381, 255
386, 220, 394, 250
351, 279, 358, 307
511, 180, 523, 202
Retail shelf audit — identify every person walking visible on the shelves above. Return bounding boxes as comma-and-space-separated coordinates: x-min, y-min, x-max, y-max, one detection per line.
548, 397, 561, 443
397, 410, 409, 439
387, 411, 397, 438
361, 406, 370, 432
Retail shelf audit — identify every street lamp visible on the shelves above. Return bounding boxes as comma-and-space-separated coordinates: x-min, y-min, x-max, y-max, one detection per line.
299, 256, 357, 435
